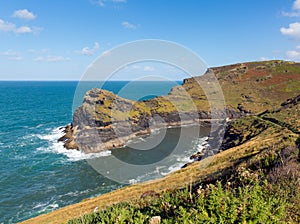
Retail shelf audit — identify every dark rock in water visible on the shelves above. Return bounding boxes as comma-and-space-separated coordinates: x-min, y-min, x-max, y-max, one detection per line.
181, 162, 194, 168
190, 152, 204, 161
58, 124, 79, 150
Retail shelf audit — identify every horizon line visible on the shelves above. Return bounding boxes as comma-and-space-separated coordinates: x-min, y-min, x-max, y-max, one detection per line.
0, 79, 183, 82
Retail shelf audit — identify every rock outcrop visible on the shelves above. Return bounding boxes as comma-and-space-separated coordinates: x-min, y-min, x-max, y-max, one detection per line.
59, 60, 300, 153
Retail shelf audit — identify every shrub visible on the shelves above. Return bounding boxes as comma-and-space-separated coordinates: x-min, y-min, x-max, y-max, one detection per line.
68, 181, 286, 224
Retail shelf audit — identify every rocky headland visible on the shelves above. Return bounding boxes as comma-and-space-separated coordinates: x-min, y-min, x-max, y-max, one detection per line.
23, 60, 300, 223
59, 60, 300, 155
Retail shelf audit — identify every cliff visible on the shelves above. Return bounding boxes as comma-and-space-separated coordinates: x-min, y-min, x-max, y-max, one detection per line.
23, 93, 300, 224
23, 60, 300, 223
59, 60, 300, 153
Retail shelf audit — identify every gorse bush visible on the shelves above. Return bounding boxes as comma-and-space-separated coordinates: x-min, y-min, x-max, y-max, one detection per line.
68, 181, 286, 224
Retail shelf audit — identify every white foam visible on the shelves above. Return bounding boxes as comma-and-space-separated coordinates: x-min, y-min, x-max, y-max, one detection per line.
61, 189, 91, 197
150, 128, 161, 135
176, 155, 192, 163
36, 127, 62, 141
192, 136, 208, 153
33, 202, 59, 213
22, 133, 36, 140
13, 155, 27, 160
161, 163, 183, 176
32, 202, 48, 210
129, 179, 138, 184
137, 137, 146, 142
35, 124, 44, 128
160, 136, 209, 176
36, 127, 112, 161
125, 137, 145, 146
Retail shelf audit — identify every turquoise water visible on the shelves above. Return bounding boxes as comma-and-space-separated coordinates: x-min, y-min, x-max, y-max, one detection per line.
0, 81, 208, 223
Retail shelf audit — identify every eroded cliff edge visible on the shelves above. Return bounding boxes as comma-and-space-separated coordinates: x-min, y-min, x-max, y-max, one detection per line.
59, 60, 300, 153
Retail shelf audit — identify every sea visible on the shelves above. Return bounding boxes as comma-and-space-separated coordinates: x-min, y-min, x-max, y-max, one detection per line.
0, 81, 209, 223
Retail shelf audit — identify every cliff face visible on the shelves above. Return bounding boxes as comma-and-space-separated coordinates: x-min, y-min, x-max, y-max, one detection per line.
59, 60, 300, 153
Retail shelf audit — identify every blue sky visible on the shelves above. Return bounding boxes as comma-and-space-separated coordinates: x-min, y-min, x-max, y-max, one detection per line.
0, 0, 300, 80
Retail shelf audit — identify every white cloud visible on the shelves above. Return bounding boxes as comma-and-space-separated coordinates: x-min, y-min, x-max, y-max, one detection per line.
143, 66, 154, 71
293, 0, 300, 10
93, 0, 126, 7
280, 22, 300, 39
0, 19, 41, 34
284, 45, 300, 60
282, 0, 300, 17
81, 47, 93, 55
28, 49, 49, 54
0, 19, 15, 32
122, 21, 137, 29
15, 26, 32, 34
12, 9, 36, 20
0, 50, 23, 60
282, 11, 300, 17
0, 50, 20, 56
77, 42, 100, 55
287, 50, 300, 60
34, 56, 70, 62
101, 50, 111, 57
259, 57, 268, 61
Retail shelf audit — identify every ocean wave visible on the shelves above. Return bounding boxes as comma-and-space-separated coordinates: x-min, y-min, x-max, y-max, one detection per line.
32, 202, 59, 213
13, 155, 27, 160
176, 155, 192, 163
128, 136, 209, 179
36, 127, 112, 161
161, 136, 209, 176
36, 127, 63, 141
192, 136, 208, 152
22, 133, 36, 140
34, 124, 45, 129
62, 189, 91, 197
160, 163, 183, 176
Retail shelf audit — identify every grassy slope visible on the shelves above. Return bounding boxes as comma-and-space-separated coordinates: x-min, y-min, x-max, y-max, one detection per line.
21, 60, 300, 223
21, 115, 299, 223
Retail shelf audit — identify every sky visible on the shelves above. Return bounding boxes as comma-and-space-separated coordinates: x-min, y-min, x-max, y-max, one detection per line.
0, 0, 300, 80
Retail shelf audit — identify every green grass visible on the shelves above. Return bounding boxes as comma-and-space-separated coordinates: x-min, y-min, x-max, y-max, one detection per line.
68, 143, 300, 224
68, 180, 287, 224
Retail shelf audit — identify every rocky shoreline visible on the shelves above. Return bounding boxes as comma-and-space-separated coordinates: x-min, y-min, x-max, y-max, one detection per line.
59, 61, 299, 156
24, 60, 300, 224
58, 118, 226, 152
58, 87, 241, 154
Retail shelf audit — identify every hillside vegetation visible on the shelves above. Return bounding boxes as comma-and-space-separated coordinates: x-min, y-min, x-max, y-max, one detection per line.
22, 60, 300, 223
